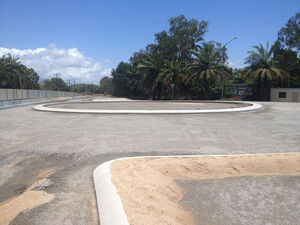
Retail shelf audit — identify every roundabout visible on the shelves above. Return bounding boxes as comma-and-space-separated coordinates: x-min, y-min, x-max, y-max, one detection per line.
33, 99, 262, 114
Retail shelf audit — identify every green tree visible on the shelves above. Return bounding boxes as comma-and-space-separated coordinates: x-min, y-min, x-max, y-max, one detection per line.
273, 47, 300, 87
245, 43, 288, 100
71, 84, 100, 94
277, 13, 300, 53
41, 78, 68, 91
274, 13, 300, 88
99, 76, 114, 94
0, 54, 39, 89
111, 62, 134, 97
129, 50, 149, 98
69, 83, 100, 94
135, 15, 209, 99
109, 15, 239, 100
160, 59, 185, 99
137, 53, 165, 99
186, 42, 228, 99
149, 15, 208, 63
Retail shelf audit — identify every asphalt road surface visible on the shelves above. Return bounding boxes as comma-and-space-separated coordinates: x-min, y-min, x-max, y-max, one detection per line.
178, 176, 300, 225
0, 99, 299, 225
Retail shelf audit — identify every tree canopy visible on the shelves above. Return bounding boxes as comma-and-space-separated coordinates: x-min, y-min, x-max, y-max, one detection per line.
110, 15, 227, 100
108, 13, 299, 101
40, 78, 69, 91
0, 54, 39, 89
244, 43, 289, 100
277, 13, 300, 53
99, 76, 114, 95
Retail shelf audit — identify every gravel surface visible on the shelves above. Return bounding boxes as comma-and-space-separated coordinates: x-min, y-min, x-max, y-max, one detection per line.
0, 99, 299, 224
177, 176, 300, 225
47, 101, 249, 110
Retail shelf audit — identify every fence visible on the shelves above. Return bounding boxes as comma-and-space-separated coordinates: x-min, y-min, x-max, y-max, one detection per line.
0, 88, 76, 101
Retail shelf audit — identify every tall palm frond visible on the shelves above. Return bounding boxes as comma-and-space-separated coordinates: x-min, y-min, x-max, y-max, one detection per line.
245, 42, 288, 80
185, 42, 228, 99
137, 53, 164, 95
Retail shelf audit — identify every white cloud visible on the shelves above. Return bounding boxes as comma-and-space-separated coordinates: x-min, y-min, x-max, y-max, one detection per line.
228, 59, 246, 68
0, 44, 111, 84
103, 58, 111, 63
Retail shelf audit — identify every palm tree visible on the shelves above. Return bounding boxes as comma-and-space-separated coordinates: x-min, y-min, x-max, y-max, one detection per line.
160, 59, 185, 99
0, 54, 22, 88
1, 54, 23, 88
0, 54, 40, 89
137, 53, 164, 99
0, 57, 8, 87
245, 43, 288, 100
186, 42, 227, 99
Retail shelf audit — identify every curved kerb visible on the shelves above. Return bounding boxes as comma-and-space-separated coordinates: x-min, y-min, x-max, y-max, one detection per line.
33, 101, 262, 114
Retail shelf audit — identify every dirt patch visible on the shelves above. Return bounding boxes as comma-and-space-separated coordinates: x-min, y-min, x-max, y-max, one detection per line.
0, 168, 55, 225
110, 153, 300, 225
47, 101, 247, 110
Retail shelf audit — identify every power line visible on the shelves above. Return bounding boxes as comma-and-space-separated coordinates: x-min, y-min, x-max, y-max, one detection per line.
53, 73, 61, 79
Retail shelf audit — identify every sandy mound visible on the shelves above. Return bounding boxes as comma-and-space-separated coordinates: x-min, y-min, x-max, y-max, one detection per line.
110, 153, 300, 225
0, 168, 55, 225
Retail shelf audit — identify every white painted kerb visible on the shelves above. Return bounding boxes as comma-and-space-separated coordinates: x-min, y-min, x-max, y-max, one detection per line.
33, 101, 262, 114
93, 161, 130, 225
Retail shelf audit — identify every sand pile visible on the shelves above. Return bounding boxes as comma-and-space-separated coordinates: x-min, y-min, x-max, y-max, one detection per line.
110, 153, 300, 225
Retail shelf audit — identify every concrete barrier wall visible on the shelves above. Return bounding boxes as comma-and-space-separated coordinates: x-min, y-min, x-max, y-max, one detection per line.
0, 89, 7, 101
0, 88, 76, 101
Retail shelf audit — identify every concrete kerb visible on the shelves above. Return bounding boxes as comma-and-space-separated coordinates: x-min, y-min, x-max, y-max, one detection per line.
93, 152, 300, 225
93, 160, 130, 225
33, 101, 263, 114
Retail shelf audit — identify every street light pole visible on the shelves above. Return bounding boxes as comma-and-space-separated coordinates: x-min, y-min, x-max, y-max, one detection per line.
220, 37, 237, 99
221, 69, 224, 99
221, 62, 229, 99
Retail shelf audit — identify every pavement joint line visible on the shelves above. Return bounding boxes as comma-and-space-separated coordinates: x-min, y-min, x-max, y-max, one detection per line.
93, 152, 300, 225
33, 100, 263, 114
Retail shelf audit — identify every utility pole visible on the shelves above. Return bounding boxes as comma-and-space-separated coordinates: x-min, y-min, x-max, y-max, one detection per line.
53, 73, 61, 91
53, 73, 61, 79
66, 80, 71, 91
71, 80, 76, 92
219, 37, 237, 99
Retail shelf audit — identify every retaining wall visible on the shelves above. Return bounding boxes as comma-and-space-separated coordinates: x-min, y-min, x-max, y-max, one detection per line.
0, 88, 76, 101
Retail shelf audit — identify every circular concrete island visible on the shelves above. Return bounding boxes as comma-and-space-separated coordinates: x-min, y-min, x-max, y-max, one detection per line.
33, 100, 262, 114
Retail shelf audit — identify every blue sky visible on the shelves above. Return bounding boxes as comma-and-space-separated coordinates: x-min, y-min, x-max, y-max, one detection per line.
0, 0, 299, 83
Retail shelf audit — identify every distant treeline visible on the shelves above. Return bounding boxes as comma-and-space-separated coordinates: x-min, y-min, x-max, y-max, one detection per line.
0, 54, 101, 94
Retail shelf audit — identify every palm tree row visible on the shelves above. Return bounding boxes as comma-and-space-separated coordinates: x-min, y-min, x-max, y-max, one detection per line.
129, 42, 231, 99
111, 42, 289, 100
126, 42, 229, 99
